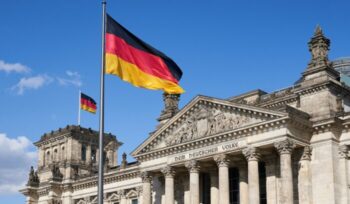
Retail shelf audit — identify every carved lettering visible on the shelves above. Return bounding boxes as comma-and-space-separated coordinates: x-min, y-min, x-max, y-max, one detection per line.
168, 139, 246, 164
189, 147, 218, 159
222, 142, 238, 151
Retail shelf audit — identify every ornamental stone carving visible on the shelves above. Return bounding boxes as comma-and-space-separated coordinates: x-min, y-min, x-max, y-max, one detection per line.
307, 25, 330, 69
274, 139, 296, 155
185, 160, 200, 173
213, 154, 230, 167
339, 145, 349, 159
165, 104, 257, 146
242, 147, 260, 161
161, 166, 176, 177
140, 171, 152, 183
300, 146, 312, 161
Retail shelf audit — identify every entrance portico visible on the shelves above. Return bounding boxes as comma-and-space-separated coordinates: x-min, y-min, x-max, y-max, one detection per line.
140, 138, 305, 204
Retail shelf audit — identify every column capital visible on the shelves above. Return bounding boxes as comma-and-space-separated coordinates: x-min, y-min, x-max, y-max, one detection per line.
140, 171, 152, 183
300, 146, 312, 161
185, 160, 200, 173
242, 147, 261, 161
213, 154, 230, 167
339, 145, 349, 159
161, 166, 176, 178
274, 139, 296, 154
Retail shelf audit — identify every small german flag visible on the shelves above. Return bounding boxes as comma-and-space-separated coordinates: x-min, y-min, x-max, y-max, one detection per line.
81, 93, 97, 114
105, 14, 184, 94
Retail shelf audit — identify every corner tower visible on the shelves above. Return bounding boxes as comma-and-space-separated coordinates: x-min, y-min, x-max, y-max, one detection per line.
33, 125, 122, 182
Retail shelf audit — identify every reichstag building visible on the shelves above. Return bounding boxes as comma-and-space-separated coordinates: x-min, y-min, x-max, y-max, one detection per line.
21, 27, 350, 204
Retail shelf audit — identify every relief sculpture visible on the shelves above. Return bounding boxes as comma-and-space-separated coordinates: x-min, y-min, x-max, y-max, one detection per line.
165, 105, 255, 146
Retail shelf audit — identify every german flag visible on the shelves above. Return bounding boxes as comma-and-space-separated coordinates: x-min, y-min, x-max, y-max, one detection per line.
81, 93, 97, 114
105, 14, 184, 94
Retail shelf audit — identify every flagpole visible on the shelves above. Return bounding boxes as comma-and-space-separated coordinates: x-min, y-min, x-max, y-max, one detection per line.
78, 90, 81, 126
98, 1, 107, 204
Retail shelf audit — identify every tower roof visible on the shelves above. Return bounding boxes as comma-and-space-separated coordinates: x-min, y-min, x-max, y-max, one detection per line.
34, 125, 122, 147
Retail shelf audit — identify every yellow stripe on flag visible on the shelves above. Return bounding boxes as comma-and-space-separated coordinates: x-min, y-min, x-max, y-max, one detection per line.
81, 104, 96, 114
105, 53, 184, 94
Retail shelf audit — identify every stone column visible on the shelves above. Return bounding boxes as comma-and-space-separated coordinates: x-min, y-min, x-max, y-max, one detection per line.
274, 139, 295, 204
210, 170, 219, 204
185, 160, 200, 204
298, 146, 313, 204
242, 146, 260, 204
338, 145, 349, 204
141, 171, 152, 204
265, 157, 278, 204
162, 166, 176, 204
238, 163, 249, 204
214, 154, 230, 204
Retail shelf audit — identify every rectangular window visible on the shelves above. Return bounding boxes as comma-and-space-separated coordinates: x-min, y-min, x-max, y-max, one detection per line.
131, 199, 138, 204
81, 145, 86, 161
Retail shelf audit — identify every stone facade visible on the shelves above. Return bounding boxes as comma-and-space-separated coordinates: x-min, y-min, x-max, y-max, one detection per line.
21, 27, 350, 204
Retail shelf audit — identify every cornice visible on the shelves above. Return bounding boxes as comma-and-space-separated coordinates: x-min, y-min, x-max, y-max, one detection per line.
258, 80, 350, 110
312, 117, 343, 135
35, 182, 62, 196
19, 186, 39, 196
73, 168, 140, 191
34, 125, 121, 147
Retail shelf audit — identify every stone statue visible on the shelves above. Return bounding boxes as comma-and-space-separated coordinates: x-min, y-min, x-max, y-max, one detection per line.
51, 164, 63, 181
27, 166, 39, 187
158, 93, 181, 123
120, 152, 127, 169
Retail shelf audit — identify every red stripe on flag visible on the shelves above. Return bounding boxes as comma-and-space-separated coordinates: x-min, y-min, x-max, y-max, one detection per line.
105, 33, 178, 84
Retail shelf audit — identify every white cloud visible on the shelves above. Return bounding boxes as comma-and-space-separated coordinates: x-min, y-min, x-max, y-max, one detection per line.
12, 75, 53, 95
0, 60, 30, 74
0, 133, 37, 195
57, 70, 82, 87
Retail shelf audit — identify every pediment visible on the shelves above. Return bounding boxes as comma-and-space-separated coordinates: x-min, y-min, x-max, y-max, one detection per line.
76, 200, 87, 204
107, 193, 120, 201
132, 96, 287, 156
126, 189, 138, 198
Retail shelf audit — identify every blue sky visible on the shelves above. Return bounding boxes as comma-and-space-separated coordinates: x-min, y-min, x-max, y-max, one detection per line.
1, 0, 349, 203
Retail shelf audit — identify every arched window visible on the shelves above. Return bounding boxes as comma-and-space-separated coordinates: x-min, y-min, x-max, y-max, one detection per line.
61, 146, 65, 160
54, 148, 58, 161
46, 151, 51, 164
